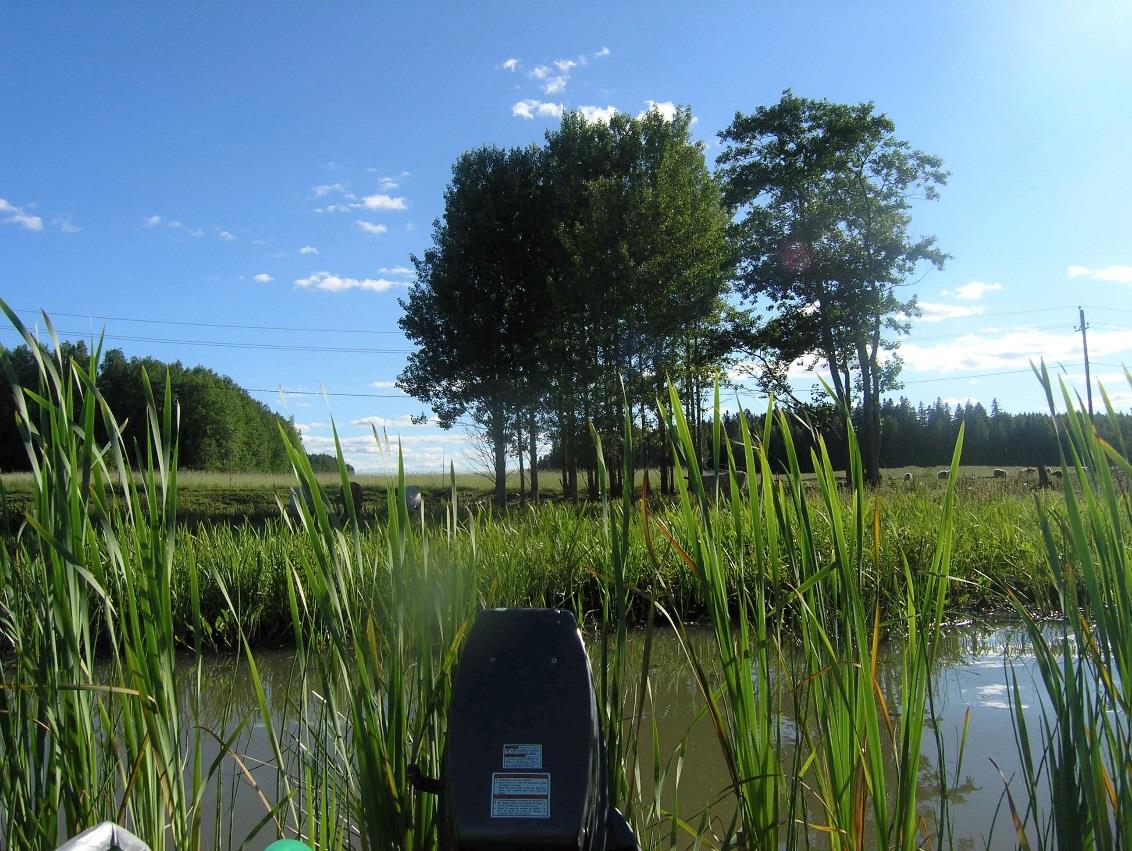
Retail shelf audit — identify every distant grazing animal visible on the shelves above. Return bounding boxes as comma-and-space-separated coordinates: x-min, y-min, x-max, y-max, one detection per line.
341, 481, 364, 516
1051, 469, 1063, 480
993, 468, 1007, 479
902, 472, 913, 482
1021, 467, 1036, 476
937, 470, 950, 480
403, 485, 423, 512
690, 470, 748, 496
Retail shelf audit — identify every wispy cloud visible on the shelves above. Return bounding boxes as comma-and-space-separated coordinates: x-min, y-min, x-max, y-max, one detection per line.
351, 414, 434, 429
0, 198, 43, 231
379, 266, 413, 276
543, 77, 568, 95
378, 176, 399, 191
356, 220, 388, 235
944, 280, 1003, 301
371, 380, 401, 389
594, 46, 610, 58
299, 245, 319, 255
578, 105, 618, 123
512, 99, 564, 119
311, 182, 348, 198
253, 273, 273, 283
1068, 264, 1132, 284
142, 214, 163, 228
294, 271, 409, 294
501, 58, 520, 72
53, 214, 81, 233
214, 228, 237, 242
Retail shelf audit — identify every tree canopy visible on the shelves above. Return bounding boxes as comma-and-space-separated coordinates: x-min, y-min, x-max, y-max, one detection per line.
0, 343, 301, 473
717, 91, 947, 485
399, 107, 733, 503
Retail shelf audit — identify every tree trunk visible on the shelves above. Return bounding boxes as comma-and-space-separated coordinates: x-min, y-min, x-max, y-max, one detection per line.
492, 403, 507, 510
856, 341, 882, 487
528, 409, 539, 503
517, 416, 526, 505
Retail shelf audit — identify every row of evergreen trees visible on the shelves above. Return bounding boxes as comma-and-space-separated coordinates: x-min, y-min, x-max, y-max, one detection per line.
540, 395, 1132, 482
0, 341, 302, 473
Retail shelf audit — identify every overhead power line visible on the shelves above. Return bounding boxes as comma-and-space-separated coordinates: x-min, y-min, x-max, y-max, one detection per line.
11, 307, 405, 336
249, 388, 406, 398
0, 327, 410, 354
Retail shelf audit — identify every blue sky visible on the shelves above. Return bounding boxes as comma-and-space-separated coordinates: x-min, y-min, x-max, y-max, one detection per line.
2, 2, 1131, 472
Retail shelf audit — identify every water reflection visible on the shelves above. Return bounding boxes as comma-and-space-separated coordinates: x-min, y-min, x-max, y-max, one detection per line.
188, 620, 1052, 849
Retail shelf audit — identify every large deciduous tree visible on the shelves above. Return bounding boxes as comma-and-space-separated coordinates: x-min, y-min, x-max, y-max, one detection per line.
717, 91, 947, 485
397, 145, 554, 509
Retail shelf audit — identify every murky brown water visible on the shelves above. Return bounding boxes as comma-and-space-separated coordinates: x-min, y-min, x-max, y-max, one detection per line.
186, 620, 1053, 849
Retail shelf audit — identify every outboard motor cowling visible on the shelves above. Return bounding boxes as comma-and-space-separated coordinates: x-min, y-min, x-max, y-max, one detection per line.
429, 608, 638, 851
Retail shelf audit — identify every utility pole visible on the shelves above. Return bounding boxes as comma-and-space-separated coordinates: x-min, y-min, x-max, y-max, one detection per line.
1078, 306, 1094, 419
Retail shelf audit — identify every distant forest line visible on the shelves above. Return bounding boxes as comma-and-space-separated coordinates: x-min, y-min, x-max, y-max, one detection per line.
539, 396, 1132, 476
0, 341, 304, 474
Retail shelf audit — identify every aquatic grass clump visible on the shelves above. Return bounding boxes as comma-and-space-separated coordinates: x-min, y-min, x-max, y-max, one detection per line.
648, 383, 965, 850
0, 304, 212, 850
1003, 364, 1132, 849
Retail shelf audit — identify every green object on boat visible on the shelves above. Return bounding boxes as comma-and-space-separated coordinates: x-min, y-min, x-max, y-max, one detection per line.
264, 841, 311, 851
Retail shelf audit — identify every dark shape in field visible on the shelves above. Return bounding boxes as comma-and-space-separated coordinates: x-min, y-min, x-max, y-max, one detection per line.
340, 481, 364, 517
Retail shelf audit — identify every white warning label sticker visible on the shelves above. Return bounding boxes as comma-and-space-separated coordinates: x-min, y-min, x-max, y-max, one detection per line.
490, 772, 551, 818
502, 743, 543, 769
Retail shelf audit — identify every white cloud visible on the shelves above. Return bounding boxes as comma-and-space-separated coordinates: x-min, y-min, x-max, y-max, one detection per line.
253, 273, 273, 283
902, 327, 1132, 374
640, 100, 679, 121
1067, 264, 1132, 284
361, 193, 407, 211
512, 99, 564, 120
530, 65, 551, 80
502, 58, 520, 72
554, 59, 577, 74
379, 266, 413, 276
293, 271, 408, 293
215, 228, 237, 241
378, 176, 399, 191
0, 198, 43, 231
142, 214, 162, 228
543, 76, 568, 95
578, 105, 618, 123
916, 302, 985, 322
53, 215, 81, 233
188, 228, 204, 238
299, 245, 319, 255
371, 380, 401, 389
594, 46, 611, 58
356, 220, 388, 235
948, 281, 1003, 301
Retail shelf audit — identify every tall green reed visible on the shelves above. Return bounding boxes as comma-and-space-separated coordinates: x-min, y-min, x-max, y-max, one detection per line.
653, 383, 963, 850
264, 429, 480, 849
1003, 364, 1132, 849
0, 303, 209, 849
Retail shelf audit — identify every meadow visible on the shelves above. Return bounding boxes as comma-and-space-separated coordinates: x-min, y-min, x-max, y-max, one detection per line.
1, 316, 1129, 850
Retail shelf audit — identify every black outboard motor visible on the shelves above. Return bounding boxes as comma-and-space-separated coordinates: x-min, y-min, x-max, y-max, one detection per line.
415, 608, 639, 851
